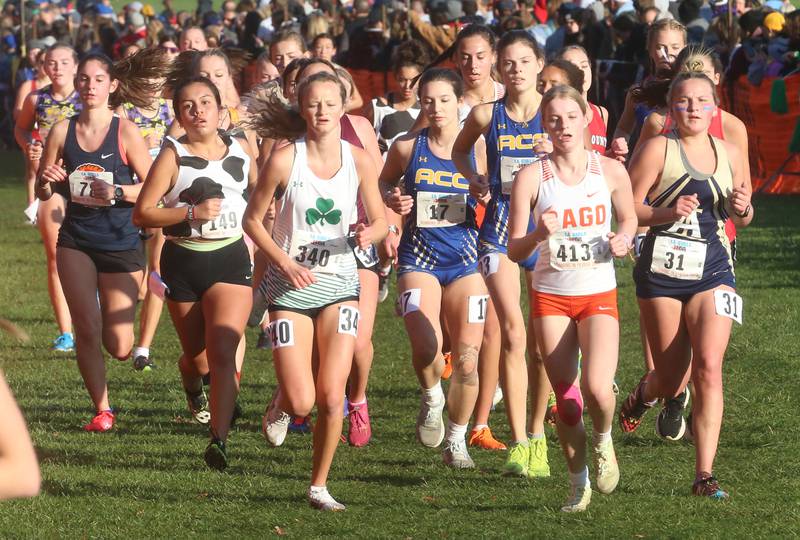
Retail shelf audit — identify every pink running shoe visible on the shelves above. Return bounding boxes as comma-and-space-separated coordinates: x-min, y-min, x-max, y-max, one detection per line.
84, 410, 115, 432
347, 401, 372, 447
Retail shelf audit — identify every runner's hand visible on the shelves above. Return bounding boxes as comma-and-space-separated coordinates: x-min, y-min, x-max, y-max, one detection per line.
354, 223, 373, 250
469, 174, 490, 200
382, 229, 399, 261
536, 205, 559, 238
608, 138, 628, 162
607, 231, 630, 258
193, 198, 222, 221
41, 159, 67, 183
386, 187, 413, 215
279, 257, 317, 289
26, 141, 42, 162
89, 180, 114, 201
730, 185, 751, 216
533, 137, 552, 155
673, 193, 699, 219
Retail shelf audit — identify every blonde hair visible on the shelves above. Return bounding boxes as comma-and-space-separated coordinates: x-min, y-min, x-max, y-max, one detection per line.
667, 71, 719, 106
646, 19, 687, 53
541, 84, 587, 116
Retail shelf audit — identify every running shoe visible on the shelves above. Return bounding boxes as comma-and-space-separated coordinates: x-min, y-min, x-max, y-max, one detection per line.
263, 403, 291, 447
468, 426, 507, 450
84, 409, 114, 432
561, 484, 592, 512
593, 439, 620, 494
377, 267, 392, 304
656, 387, 690, 441
502, 442, 529, 477
416, 395, 445, 448
618, 374, 655, 433
308, 487, 346, 511
612, 379, 620, 395
256, 329, 271, 350
288, 415, 312, 434
442, 439, 475, 469
52, 332, 74, 352
527, 437, 550, 478
230, 399, 243, 428
441, 352, 453, 380
186, 389, 211, 424
347, 401, 371, 447
491, 385, 503, 410
133, 355, 156, 371
204, 438, 227, 471
545, 391, 558, 426
692, 475, 729, 500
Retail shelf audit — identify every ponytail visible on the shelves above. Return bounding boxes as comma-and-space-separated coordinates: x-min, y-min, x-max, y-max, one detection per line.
78, 48, 170, 108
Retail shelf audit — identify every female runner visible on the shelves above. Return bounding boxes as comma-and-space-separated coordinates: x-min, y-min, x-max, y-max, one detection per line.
558, 45, 609, 154
134, 75, 257, 470
382, 68, 488, 467
630, 45, 749, 440
15, 44, 80, 352
244, 71, 386, 510
14, 47, 49, 207
508, 86, 637, 512
118, 49, 173, 372
454, 30, 553, 477
35, 52, 158, 431
619, 72, 752, 499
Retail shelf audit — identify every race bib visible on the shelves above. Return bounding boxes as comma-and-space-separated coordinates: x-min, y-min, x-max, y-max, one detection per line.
478, 252, 499, 278
500, 156, 538, 195
68, 170, 114, 207
398, 288, 421, 316
468, 295, 489, 323
338, 305, 360, 336
548, 228, 610, 271
267, 319, 294, 349
416, 192, 467, 228
353, 242, 378, 268
650, 234, 707, 280
288, 230, 351, 274
198, 200, 243, 240
714, 289, 743, 324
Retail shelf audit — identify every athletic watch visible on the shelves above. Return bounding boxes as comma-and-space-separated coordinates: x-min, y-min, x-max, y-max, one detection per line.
113, 185, 124, 202
735, 204, 751, 218
186, 205, 195, 221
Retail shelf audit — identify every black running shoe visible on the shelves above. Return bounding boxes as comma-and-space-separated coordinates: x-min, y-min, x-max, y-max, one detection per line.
230, 399, 243, 427
186, 389, 211, 424
656, 387, 690, 441
133, 355, 156, 371
204, 438, 227, 471
692, 474, 728, 499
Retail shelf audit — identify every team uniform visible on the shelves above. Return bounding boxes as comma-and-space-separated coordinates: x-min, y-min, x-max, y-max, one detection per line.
34, 86, 81, 142
122, 99, 172, 159
397, 129, 480, 285
54, 115, 144, 272
531, 151, 618, 319
159, 133, 252, 301
371, 95, 421, 155
265, 138, 361, 316
458, 81, 505, 126
634, 133, 735, 300
588, 103, 608, 155
480, 99, 546, 270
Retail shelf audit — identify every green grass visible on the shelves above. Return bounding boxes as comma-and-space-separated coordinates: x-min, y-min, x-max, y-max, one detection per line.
0, 149, 799, 538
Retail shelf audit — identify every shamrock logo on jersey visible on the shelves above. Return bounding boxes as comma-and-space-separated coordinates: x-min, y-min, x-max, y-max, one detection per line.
306, 197, 341, 225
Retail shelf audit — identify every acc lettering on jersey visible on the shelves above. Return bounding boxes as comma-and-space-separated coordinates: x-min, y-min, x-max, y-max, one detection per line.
414, 168, 469, 190
562, 205, 607, 228
497, 133, 548, 151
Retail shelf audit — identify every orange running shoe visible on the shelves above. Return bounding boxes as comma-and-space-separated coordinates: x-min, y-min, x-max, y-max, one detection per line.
84, 410, 114, 432
441, 352, 453, 380
468, 426, 507, 450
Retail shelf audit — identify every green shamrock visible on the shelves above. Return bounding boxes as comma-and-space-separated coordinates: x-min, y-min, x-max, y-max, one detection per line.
306, 197, 342, 225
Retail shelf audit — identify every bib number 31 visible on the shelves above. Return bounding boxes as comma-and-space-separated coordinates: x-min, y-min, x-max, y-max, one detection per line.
713, 289, 743, 325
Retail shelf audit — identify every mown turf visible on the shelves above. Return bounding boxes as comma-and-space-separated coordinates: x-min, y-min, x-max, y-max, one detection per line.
0, 150, 798, 538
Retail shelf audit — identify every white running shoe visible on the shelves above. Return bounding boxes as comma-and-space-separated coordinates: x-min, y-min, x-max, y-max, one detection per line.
416, 396, 445, 448
262, 402, 291, 447
308, 487, 346, 511
442, 439, 475, 469
561, 484, 592, 512
593, 439, 620, 494
491, 385, 503, 409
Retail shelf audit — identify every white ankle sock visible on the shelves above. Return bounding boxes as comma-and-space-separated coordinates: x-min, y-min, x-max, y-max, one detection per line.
422, 382, 444, 404
593, 429, 612, 446
569, 466, 590, 488
472, 424, 488, 431
133, 347, 149, 358
446, 421, 468, 444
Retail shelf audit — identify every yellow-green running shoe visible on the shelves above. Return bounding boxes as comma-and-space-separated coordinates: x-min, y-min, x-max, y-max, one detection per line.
528, 436, 551, 478
502, 442, 529, 477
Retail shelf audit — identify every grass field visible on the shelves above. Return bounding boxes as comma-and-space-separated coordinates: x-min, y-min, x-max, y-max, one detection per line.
0, 149, 798, 538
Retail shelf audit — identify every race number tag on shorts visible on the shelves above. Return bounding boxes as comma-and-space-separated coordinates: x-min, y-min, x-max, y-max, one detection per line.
548, 228, 610, 271
714, 289, 743, 325
267, 319, 294, 349
398, 288, 421, 316
478, 253, 500, 278
353, 243, 378, 268
148, 271, 169, 300
468, 295, 489, 323
199, 201, 243, 240
650, 235, 707, 280
289, 230, 350, 274
416, 192, 467, 228
500, 156, 538, 195
338, 305, 360, 336
68, 170, 114, 207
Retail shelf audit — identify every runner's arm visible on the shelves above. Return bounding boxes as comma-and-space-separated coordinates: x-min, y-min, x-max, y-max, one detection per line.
507, 162, 542, 262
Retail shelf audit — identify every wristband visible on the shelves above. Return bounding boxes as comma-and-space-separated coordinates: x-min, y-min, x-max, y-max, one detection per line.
388, 225, 399, 235
186, 205, 195, 221
734, 204, 751, 218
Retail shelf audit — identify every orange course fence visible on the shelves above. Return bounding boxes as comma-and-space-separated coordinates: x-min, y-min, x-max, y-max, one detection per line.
722, 75, 800, 194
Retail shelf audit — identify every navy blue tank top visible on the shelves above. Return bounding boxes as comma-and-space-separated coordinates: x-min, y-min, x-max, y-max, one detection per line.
57, 115, 140, 251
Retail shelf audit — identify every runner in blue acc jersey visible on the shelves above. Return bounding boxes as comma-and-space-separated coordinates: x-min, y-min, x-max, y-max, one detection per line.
481, 99, 546, 269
